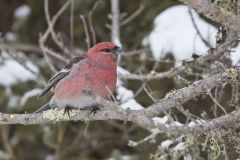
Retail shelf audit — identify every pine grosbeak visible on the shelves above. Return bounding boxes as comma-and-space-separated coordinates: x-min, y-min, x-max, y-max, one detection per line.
35, 42, 122, 114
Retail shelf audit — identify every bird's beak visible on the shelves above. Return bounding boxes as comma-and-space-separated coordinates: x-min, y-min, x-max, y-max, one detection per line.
112, 46, 123, 55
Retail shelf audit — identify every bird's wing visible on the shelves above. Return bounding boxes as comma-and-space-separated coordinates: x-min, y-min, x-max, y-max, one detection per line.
37, 56, 85, 99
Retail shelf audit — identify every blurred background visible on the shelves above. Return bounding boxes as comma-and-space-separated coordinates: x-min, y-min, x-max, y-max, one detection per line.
0, 0, 239, 159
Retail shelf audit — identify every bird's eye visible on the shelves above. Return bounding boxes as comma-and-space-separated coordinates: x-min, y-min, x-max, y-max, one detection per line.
101, 48, 111, 52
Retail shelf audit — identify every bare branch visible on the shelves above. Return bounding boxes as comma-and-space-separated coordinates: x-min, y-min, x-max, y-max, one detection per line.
88, 0, 102, 45
41, 0, 71, 45
110, 0, 121, 45
119, 36, 236, 81
207, 90, 227, 115
70, 0, 74, 50
80, 15, 91, 49
39, 0, 71, 72
119, 66, 186, 81
7, 43, 42, 55
1, 101, 240, 136
44, 0, 70, 55
0, 39, 47, 86
0, 126, 17, 160
120, 4, 145, 27
142, 71, 230, 117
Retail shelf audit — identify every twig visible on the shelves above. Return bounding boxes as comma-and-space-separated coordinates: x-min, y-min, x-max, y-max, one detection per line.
42, 46, 67, 63
80, 15, 91, 49
0, 39, 47, 86
122, 47, 149, 56
88, 0, 102, 45
7, 50, 47, 86
119, 66, 186, 80
176, 105, 200, 121
61, 125, 83, 155
141, 71, 230, 117
39, 0, 71, 72
207, 90, 227, 115
119, 37, 236, 81
70, 0, 74, 50
120, 4, 145, 27
143, 85, 158, 103
188, 8, 211, 48
110, 0, 121, 45
7, 43, 42, 55
0, 126, 17, 160
44, 0, 70, 55
54, 123, 67, 160
128, 128, 160, 147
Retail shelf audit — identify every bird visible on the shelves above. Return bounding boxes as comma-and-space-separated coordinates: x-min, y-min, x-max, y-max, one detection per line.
35, 42, 122, 115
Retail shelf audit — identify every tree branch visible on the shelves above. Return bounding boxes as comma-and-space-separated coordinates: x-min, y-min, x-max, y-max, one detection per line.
142, 72, 230, 117
0, 63, 239, 136
2, 96, 240, 136
120, 4, 144, 27
119, 37, 236, 81
111, 0, 121, 45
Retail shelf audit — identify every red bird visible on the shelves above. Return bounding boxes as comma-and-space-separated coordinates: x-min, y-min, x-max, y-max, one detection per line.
35, 42, 122, 114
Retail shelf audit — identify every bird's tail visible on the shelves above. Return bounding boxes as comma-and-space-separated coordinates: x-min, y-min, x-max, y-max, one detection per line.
34, 103, 50, 113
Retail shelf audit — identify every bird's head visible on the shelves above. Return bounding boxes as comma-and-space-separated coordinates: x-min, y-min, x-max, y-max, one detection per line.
86, 42, 122, 67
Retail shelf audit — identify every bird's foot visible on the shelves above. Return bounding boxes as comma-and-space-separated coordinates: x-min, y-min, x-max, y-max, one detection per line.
63, 106, 73, 118
80, 105, 100, 116
89, 105, 100, 115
